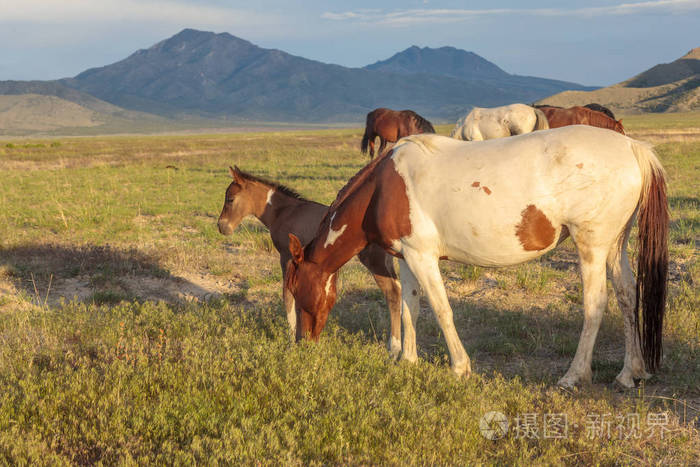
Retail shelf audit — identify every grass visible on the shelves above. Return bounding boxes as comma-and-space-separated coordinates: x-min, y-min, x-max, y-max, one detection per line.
0, 114, 698, 464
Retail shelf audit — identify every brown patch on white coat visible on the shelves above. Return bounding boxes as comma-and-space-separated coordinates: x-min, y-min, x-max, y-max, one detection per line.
515, 204, 556, 251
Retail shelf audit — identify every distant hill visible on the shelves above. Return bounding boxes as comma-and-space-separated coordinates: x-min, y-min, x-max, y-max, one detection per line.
0, 80, 185, 135
365, 45, 596, 97
53, 29, 592, 123
0, 80, 126, 115
538, 47, 700, 113
0, 94, 103, 133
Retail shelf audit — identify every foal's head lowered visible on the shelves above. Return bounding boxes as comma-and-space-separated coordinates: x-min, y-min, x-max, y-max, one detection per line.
285, 233, 338, 341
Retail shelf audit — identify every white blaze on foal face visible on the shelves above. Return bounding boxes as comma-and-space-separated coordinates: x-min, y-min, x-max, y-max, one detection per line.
266, 189, 274, 205
323, 212, 347, 248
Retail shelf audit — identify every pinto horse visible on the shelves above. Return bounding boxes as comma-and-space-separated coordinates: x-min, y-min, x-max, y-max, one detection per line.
450, 103, 549, 141
537, 105, 625, 134
361, 108, 435, 159
217, 167, 402, 354
285, 126, 668, 389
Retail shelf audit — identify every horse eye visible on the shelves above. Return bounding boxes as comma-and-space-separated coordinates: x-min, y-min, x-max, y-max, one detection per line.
226, 198, 234, 203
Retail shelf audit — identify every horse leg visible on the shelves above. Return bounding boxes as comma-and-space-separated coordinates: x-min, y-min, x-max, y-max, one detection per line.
358, 245, 402, 359
607, 221, 651, 388
558, 237, 609, 388
402, 251, 471, 377
399, 259, 420, 364
369, 139, 375, 159
280, 256, 296, 341
378, 138, 387, 157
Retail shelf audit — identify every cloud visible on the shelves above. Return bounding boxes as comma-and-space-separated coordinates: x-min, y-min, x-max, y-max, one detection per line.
0, 0, 281, 27
322, 0, 700, 26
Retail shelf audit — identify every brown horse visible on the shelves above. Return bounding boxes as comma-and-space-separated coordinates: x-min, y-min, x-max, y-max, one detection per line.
361, 108, 435, 158
217, 166, 402, 355
536, 105, 625, 134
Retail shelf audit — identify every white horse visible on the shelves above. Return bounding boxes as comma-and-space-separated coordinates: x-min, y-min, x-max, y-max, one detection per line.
285, 126, 669, 389
450, 103, 549, 141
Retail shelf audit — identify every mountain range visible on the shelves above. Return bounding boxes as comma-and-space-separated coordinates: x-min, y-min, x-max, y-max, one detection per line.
0, 29, 595, 132
2, 29, 696, 135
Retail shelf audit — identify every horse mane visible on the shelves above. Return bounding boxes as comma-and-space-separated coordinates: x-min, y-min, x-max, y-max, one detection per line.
582, 107, 618, 129
236, 169, 309, 201
407, 111, 436, 133
532, 104, 562, 109
400, 134, 441, 154
583, 103, 616, 120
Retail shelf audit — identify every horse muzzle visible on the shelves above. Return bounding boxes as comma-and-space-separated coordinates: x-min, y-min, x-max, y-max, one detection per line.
217, 218, 234, 235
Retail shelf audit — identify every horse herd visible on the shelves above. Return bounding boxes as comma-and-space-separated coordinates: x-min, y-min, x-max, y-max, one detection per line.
361, 103, 625, 158
217, 102, 668, 390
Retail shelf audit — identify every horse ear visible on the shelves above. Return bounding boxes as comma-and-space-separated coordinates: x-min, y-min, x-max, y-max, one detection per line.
288, 234, 304, 264
230, 166, 245, 184
618, 119, 623, 124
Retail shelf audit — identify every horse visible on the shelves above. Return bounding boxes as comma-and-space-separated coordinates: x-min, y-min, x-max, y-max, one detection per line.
217, 166, 402, 355
285, 126, 668, 389
450, 103, 549, 141
583, 103, 616, 120
361, 108, 435, 159
536, 105, 625, 134
535, 103, 616, 120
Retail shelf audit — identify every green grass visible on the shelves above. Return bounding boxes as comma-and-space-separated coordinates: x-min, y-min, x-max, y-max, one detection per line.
1, 300, 697, 465
0, 116, 698, 464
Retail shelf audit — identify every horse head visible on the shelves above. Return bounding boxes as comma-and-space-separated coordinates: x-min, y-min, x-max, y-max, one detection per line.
217, 166, 260, 235
614, 119, 625, 135
285, 234, 338, 341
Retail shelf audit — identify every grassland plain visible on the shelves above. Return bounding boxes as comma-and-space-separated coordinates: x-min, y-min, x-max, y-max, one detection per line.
0, 114, 698, 464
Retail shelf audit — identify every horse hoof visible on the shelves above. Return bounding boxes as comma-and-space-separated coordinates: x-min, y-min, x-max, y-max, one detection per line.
612, 378, 635, 392
557, 375, 586, 390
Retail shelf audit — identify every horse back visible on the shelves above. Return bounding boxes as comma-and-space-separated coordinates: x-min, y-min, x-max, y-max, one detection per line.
385, 129, 642, 265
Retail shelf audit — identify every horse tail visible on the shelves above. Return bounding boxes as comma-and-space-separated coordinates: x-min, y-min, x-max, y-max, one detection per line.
533, 108, 549, 131
361, 129, 371, 154
631, 141, 669, 373
361, 111, 374, 154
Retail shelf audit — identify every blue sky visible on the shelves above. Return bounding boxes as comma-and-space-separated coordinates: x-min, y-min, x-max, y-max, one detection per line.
1, 0, 698, 86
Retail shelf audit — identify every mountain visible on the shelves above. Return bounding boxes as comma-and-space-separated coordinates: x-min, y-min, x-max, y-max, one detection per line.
365, 45, 508, 80
364, 45, 592, 95
538, 47, 700, 113
55, 29, 591, 123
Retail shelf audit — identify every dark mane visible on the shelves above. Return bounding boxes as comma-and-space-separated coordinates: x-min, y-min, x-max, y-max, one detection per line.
585, 107, 619, 129
584, 103, 616, 120
532, 104, 562, 109
407, 110, 436, 133
237, 169, 309, 201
